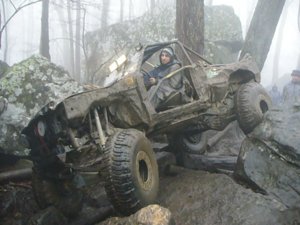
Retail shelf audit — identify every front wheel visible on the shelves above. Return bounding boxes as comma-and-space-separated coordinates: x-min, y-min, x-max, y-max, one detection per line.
102, 129, 159, 216
235, 82, 272, 134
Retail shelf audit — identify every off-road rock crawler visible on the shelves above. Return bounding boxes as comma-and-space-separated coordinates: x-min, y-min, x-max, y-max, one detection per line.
22, 40, 271, 216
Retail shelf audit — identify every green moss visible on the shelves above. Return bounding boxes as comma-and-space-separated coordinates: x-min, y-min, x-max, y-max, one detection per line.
0, 55, 74, 114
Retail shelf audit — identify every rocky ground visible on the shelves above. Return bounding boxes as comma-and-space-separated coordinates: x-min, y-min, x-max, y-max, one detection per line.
1, 106, 300, 225
1, 165, 299, 225
1, 133, 300, 225
0, 122, 245, 225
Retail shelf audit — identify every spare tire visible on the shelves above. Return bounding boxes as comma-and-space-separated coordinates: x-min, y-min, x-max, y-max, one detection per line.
235, 82, 272, 134
102, 129, 159, 216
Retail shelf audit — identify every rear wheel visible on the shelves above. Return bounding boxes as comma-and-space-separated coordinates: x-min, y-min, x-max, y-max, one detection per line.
169, 131, 207, 165
235, 82, 272, 134
102, 129, 159, 216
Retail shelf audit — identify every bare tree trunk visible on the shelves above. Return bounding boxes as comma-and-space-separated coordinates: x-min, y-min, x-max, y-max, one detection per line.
101, 0, 109, 28
53, 0, 70, 71
1, 0, 8, 60
40, 0, 50, 60
0, 9, 1, 49
298, 0, 300, 32
176, 0, 204, 55
272, 3, 290, 84
0, 0, 41, 49
22, 8, 27, 59
81, 7, 88, 82
205, 0, 213, 6
240, 0, 286, 71
67, 0, 75, 77
150, 0, 155, 14
27, 4, 35, 58
120, 0, 124, 22
128, 0, 133, 19
75, 0, 81, 82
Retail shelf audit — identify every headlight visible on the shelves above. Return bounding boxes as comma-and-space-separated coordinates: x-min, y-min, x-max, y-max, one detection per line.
109, 54, 127, 72
37, 120, 46, 137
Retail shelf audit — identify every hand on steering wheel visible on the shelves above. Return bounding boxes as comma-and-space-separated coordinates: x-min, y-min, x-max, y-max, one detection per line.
149, 77, 157, 85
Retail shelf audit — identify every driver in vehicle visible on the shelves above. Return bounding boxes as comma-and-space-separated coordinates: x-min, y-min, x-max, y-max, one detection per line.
143, 47, 183, 109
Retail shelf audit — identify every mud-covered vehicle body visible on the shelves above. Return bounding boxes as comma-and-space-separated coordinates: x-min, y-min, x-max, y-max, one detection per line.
22, 40, 271, 216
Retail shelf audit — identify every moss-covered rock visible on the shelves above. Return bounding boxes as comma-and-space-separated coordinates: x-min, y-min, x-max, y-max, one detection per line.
0, 55, 83, 156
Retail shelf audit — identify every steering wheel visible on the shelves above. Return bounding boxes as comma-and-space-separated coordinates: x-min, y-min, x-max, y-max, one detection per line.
141, 69, 151, 78
141, 69, 153, 90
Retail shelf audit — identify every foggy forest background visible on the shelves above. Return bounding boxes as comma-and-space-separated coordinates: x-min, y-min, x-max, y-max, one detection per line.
0, 0, 300, 89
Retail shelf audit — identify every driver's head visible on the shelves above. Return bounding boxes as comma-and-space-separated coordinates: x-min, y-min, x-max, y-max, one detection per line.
160, 47, 174, 65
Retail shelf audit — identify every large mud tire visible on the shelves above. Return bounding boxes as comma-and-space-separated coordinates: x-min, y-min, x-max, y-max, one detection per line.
235, 82, 271, 134
31, 169, 83, 217
169, 131, 207, 166
103, 129, 159, 216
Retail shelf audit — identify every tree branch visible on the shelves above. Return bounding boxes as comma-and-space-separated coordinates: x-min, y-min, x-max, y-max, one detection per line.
0, 0, 42, 34
8, 0, 17, 10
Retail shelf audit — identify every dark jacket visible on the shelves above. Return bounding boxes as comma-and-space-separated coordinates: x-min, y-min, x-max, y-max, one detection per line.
143, 60, 181, 89
145, 60, 186, 109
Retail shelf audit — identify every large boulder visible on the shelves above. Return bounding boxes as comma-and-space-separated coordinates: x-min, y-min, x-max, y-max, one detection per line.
204, 5, 243, 63
158, 166, 300, 225
99, 204, 174, 225
84, 4, 243, 85
235, 105, 300, 208
0, 55, 83, 156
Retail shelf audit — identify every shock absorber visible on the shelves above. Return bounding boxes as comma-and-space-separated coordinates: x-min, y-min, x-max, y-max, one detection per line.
94, 108, 106, 148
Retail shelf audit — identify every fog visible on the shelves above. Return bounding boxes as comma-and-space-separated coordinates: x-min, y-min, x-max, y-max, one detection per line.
1, 0, 299, 88
214, 0, 300, 88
